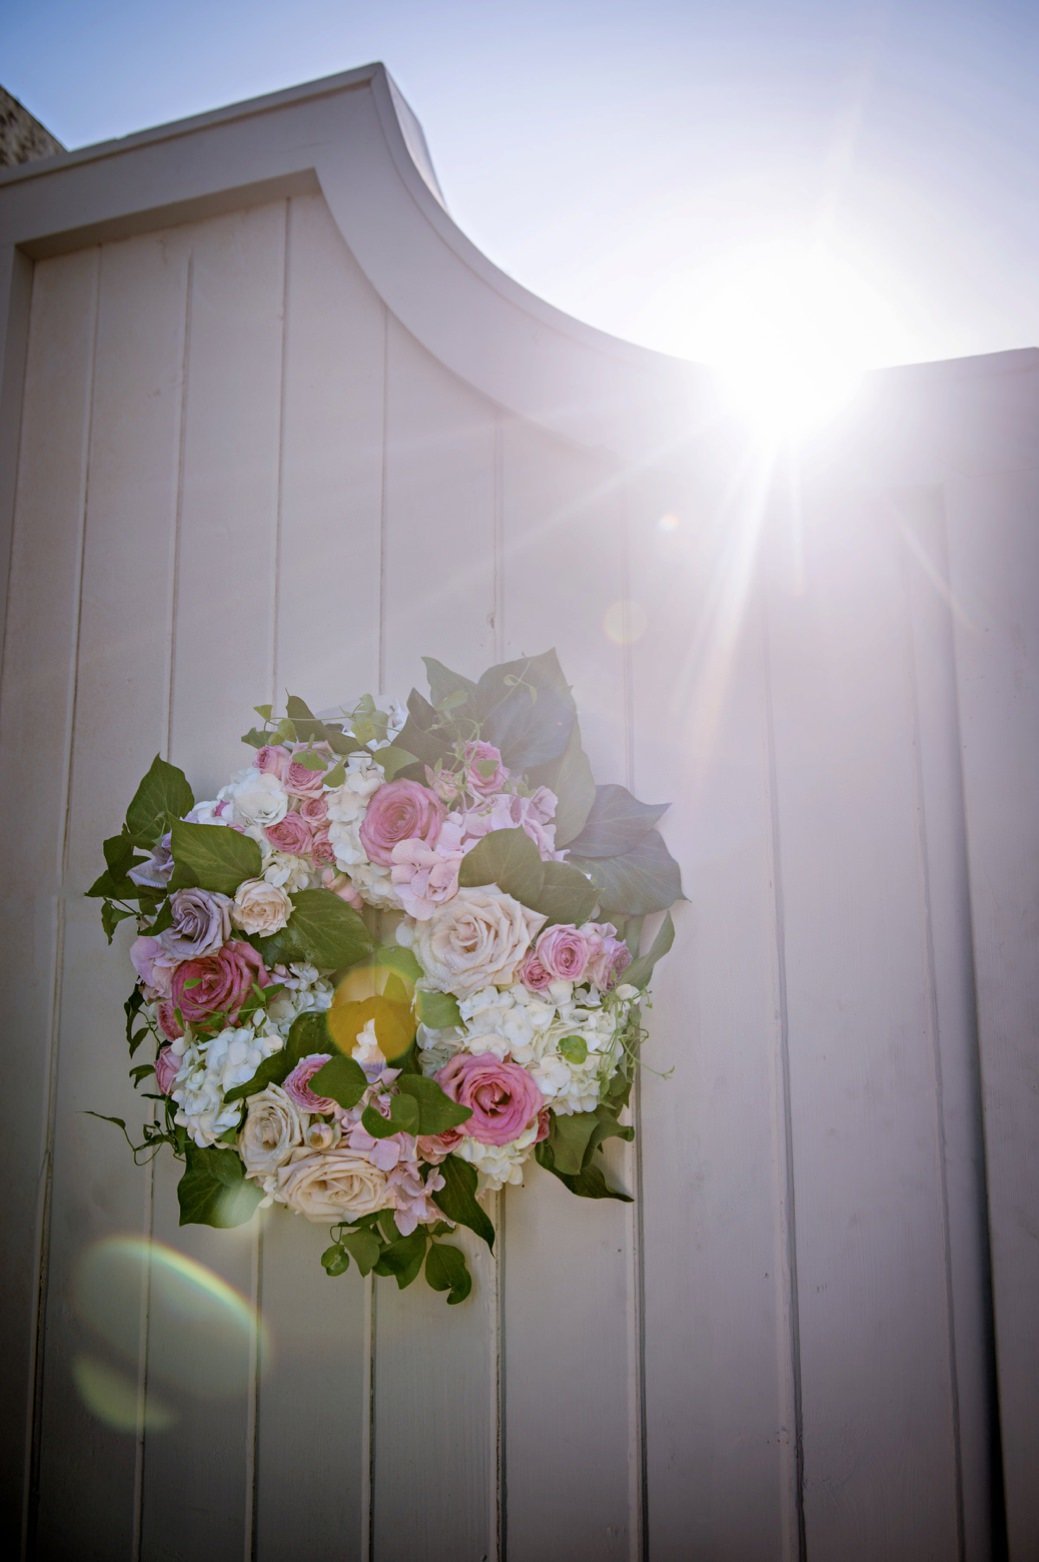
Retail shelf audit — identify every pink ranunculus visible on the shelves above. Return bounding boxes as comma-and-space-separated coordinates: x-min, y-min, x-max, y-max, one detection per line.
256, 745, 291, 781
436, 1052, 543, 1146
264, 812, 314, 855
359, 779, 445, 866
130, 936, 179, 998
584, 922, 633, 990
518, 949, 554, 993
298, 794, 329, 825
462, 740, 508, 796
310, 827, 336, 864
154, 1046, 180, 1095
283, 1053, 338, 1113
285, 759, 327, 798
535, 924, 592, 983
171, 940, 269, 1025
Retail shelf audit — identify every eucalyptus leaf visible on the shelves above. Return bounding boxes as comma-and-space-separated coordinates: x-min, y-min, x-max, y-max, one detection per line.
169, 820, 262, 896
125, 755, 194, 849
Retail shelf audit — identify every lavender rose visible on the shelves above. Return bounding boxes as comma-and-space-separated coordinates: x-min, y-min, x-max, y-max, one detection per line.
359, 779, 445, 866
585, 922, 633, 990
437, 1051, 544, 1146
159, 888, 232, 960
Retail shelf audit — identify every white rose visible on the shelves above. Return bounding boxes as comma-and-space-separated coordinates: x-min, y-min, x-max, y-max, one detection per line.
415, 887, 544, 995
232, 877, 292, 935
276, 1148, 394, 1222
223, 769, 288, 831
239, 1083, 306, 1183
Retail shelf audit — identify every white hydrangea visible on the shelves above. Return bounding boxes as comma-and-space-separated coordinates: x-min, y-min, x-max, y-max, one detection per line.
260, 848, 316, 892
325, 753, 386, 879
415, 1022, 463, 1074
170, 1025, 284, 1147
454, 1120, 543, 1192
266, 964, 334, 1032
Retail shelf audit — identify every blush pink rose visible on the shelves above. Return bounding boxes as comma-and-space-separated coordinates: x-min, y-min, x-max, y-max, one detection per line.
171, 940, 270, 1025
359, 779, 445, 866
283, 1053, 338, 1113
264, 812, 314, 855
436, 1052, 543, 1146
285, 759, 327, 798
256, 745, 291, 781
310, 827, 336, 864
154, 1046, 180, 1095
462, 740, 508, 796
518, 950, 554, 993
156, 999, 183, 1040
298, 795, 329, 825
535, 924, 592, 983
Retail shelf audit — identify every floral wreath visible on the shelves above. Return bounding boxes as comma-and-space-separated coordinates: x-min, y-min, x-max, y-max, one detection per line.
90, 651, 681, 1304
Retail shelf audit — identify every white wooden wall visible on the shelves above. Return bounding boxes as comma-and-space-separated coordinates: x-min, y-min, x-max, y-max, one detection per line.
1, 68, 1036, 1562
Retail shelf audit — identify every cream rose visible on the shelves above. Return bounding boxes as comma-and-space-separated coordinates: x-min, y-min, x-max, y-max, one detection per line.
239, 1084, 306, 1183
232, 877, 293, 936
414, 887, 545, 995
276, 1147, 393, 1222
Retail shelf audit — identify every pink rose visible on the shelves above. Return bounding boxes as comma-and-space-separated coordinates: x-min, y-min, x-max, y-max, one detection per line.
416, 1127, 466, 1162
436, 1052, 543, 1146
154, 1046, 180, 1095
256, 745, 291, 781
585, 922, 632, 990
298, 795, 329, 825
462, 740, 508, 796
171, 940, 270, 1025
310, 827, 336, 864
535, 924, 592, 983
359, 779, 445, 866
156, 999, 183, 1040
283, 1053, 338, 1113
518, 950, 554, 993
285, 759, 327, 798
264, 812, 314, 855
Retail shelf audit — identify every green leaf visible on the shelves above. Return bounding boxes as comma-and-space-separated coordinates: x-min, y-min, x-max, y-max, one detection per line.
425, 1242, 472, 1305
285, 695, 327, 744
476, 650, 576, 770
415, 988, 462, 1030
310, 1054, 368, 1110
375, 1228, 428, 1288
124, 755, 195, 849
254, 704, 273, 721
361, 1104, 399, 1140
432, 1155, 495, 1249
542, 1111, 601, 1176
570, 829, 683, 916
557, 1035, 588, 1065
531, 722, 596, 847
103, 831, 142, 878
423, 656, 479, 711
101, 902, 134, 944
322, 761, 346, 788
375, 944, 423, 985
177, 1146, 261, 1228
294, 749, 326, 771
624, 911, 676, 990
241, 728, 267, 749
124, 988, 144, 1046
396, 689, 455, 770
256, 888, 372, 971
457, 828, 595, 925
321, 1244, 351, 1277
545, 1159, 632, 1201
341, 1229, 381, 1275
565, 784, 669, 860
397, 1074, 473, 1135
169, 820, 262, 896
377, 745, 423, 781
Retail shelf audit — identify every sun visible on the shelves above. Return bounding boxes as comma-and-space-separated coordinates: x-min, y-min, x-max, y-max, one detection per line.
667, 240, 897, 436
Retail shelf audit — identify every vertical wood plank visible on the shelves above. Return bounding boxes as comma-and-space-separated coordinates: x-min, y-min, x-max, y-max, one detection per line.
765, 472, 960, 1560
498, 419, 638, 1562
140, 201, 286, 1562
629, 455, 801, 1561
252, 192, 385, 1562
371, 316, 499, 1562
31, 229, 191, 1562
944, 463, 1039, 1561
0, 249, 98, 1556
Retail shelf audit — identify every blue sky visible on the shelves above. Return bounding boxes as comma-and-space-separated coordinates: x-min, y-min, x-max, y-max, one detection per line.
4, 0, 1036, 369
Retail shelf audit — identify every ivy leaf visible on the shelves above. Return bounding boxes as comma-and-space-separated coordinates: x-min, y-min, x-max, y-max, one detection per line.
544, 1159, 632, 1202
256, 888, 372, 971
570, 829, 683, 916
415, 989, 462, 1030
475, 650, 575, 770
423, 656, 478, 711
565, 784, 669, 860
223, 1009, 327, 1105
457, 828, 595, 925
425, 1242, 472, 1305
169, 820, 262, 896
321, 1244, 351, 1277
124, 756, 195, 849
101, 902, 134, 944
624, 911, 676, 990
541, 1111, 601, 1176
340, 1229, 381, 1276
377, 745, 423, 781
310, 1054, 368, 1111
433, 1156, 495, 1249
375, 1228, 428, 1289
397, 1074, 472, 1135
396, 689, 454, 770
177, 1146, 261, 1229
